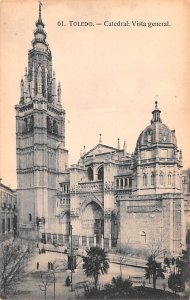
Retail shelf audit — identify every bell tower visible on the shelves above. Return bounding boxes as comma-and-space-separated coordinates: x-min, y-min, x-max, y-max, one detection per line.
15, 3, 68, 234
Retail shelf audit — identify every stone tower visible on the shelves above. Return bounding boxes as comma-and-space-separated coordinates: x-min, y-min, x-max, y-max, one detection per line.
15, 4, 68, 236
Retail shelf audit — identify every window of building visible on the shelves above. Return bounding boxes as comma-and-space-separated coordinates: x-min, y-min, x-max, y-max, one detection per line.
8, 218, 10, 232
87, 167, 94, 181
116, 179, 119, 187
47, 116, 52, 132
160, 173, 164, 185
168, 173, 172, 185
24, 118, 28, 132
140, 230, 146, 244
53, 120, 58, 134
143, 174, 147, 186
125, 178, 128, 186
29, 213, 32, 222
151, 173, 155, 185
2, 219, 5, 234
120, 178, 123, 187
98, 166, 104, 181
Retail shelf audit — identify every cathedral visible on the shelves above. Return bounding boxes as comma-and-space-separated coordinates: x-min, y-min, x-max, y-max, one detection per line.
15, 5, 190, 256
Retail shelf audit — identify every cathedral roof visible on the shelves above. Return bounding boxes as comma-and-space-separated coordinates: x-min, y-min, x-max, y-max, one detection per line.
83, 143, 119, 158
136, 102, 177, 150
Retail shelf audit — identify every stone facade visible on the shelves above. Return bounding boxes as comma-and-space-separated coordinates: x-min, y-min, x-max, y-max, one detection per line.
0, 180, 17, 240
15, 5, 68, 239
15, 6, 189, 256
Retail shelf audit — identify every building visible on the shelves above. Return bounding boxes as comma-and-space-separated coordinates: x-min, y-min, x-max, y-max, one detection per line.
15, 4, 68, 240
0, 179, 17, 240
15, 5, 189, 255
182, 169, 190, 245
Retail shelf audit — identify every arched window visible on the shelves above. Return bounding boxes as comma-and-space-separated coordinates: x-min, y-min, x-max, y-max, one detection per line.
143, 174, 147, 186
24, 118, 28, 132
29, 213, 32, 222
160, 172, 164, 185
98, 166, 104, 181
168, 173, 172, 185
53, 120, 58, 134
140, 230, 146, 244
116, 179, 119, 187
151, 173, 155, 185
125, 178, 128, 186
120, 178, 123, 187
7, 218, 10, 232
129, 178, 132, 187
87, 167, 94, 181
47, 116, 52, 132
28, 115, 34, 131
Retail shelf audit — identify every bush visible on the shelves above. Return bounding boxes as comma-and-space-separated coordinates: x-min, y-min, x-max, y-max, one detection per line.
168, 273, 185, 293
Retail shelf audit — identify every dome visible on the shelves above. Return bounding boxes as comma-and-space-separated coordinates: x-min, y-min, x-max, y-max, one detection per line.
136, 102, 177, 151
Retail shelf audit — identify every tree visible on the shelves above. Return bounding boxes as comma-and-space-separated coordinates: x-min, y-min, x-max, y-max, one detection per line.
111, 276, 132, 291
83, 246, 109, 290
38, 271, 53, 300
145, 255, 165, 289
168, 249, 190, 292
168, 273, 184, 293
0, 238, 32, 299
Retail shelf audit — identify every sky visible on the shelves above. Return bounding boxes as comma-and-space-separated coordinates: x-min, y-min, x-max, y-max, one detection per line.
0, 0, 190, 189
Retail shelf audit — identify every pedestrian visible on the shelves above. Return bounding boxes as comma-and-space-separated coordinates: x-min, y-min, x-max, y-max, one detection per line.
37, 262, 39, 270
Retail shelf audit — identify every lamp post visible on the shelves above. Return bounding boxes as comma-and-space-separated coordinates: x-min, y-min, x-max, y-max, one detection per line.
69, 223, 73, 291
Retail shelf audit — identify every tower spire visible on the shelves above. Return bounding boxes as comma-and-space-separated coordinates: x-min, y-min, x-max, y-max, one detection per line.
151, 101, 162, 123
36, 2, 44, 26
33, 2, 48, 50
39, 2, 42, 20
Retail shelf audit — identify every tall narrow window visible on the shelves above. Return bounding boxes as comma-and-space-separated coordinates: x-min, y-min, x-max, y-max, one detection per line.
151, 173, 155, 185
116, 179, 119, 187
160, 173, 164, 185
87, 167, 94, 181
168, 173, 172, 185
140, 231, 146, 244
98, 166, 104, 181
120, 178, 123, 187
29, 213, 32, 222
143, 174, 147, 186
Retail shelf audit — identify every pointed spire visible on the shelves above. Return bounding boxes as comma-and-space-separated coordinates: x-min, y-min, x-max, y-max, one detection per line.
20, 78, 24, 103
117, 138, 120, 149
24, 67, 28, 101
52, 71, 56, 102
179, 149, 182, 162
123, 140, 127, 155
57, 81, 61, 104
33, 2, 48, 50
36, 2, 44, 27
83, 146, 86, 155
99, 134, 102, 144
151, 101, 162, 123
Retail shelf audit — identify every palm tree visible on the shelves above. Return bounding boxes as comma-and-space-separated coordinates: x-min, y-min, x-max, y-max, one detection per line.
83, 246, 109, 290
145, 255, 165, 289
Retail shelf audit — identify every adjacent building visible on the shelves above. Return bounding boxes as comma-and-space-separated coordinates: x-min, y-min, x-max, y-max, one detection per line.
0, 180, 17, 240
